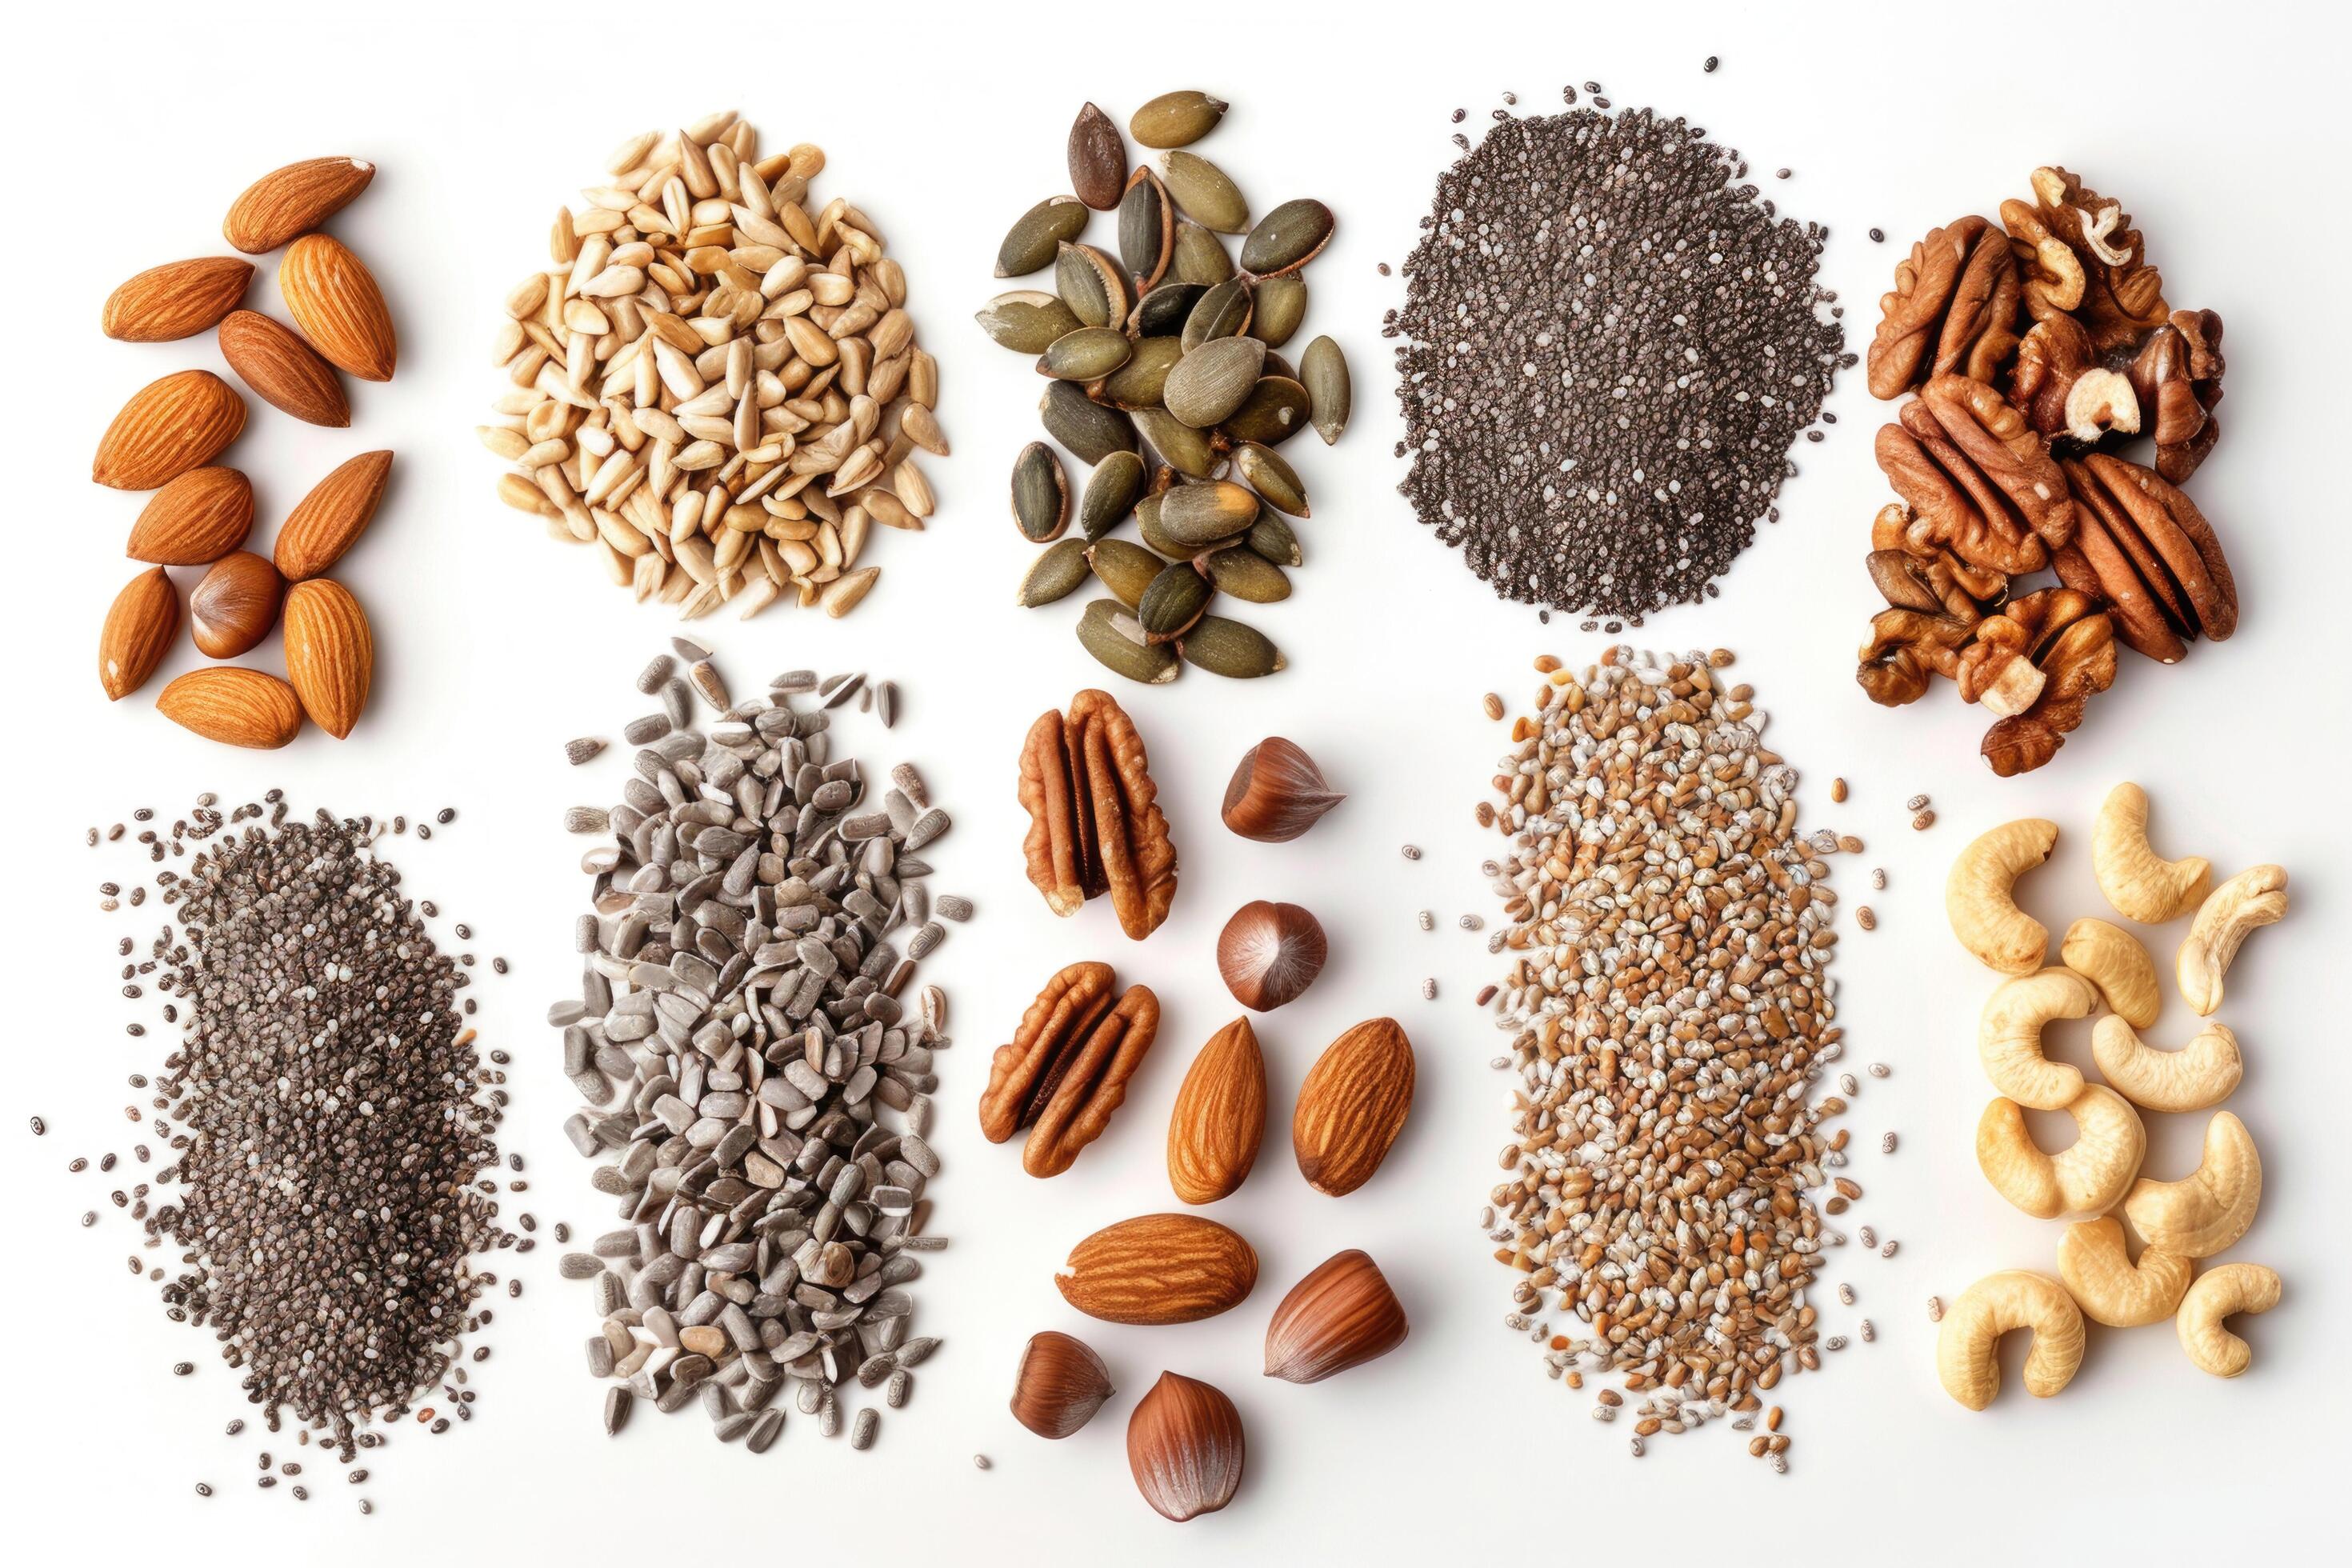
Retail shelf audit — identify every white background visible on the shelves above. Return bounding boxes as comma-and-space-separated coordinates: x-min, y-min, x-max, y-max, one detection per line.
2, 0, 2344, 1560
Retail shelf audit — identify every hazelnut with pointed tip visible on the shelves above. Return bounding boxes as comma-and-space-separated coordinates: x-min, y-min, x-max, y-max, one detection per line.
1263, 1249, 1410, 1383
1010, 1330, 1115, 1439
1221, 736, 1343, 842
1218, 900, 1326, 1011
1126, 1371, 1244, 1522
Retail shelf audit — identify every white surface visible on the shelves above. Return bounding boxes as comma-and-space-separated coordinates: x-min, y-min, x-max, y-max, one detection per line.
2, 0, 2344, 1559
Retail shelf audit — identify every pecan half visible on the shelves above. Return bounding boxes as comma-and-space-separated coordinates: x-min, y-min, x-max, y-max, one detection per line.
1876, 378, 2071, 577
979, 962, 1162, 1175
1018, 688, 1178, 939
1981, 594, 2118, 777
1867, 215, 2022, 399
2128, 310, 2225, 482
2002, 167, 2167, 354
2072, 454, 2237, 643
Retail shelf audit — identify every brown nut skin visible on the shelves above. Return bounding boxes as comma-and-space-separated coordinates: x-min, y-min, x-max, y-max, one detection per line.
1867, 215, 2021, 399
188, 550, 284, 659
1292, 1018, 1416, 1197
1127, 1372, 1244, 1523
978, 964, 1159, 1176
1167, 1018, 1266, 1205
1010, 1330, 1114, 1439
1018, 690, 1178, 939
1221, 736, 1344, 841
2077, 454, 2236, 642
1263, 1250, 1410, 1384
1217, 900, 1327, 1011
2128, 309, 2224, 482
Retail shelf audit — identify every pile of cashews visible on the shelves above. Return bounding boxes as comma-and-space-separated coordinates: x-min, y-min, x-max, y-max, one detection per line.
1935, 782, 2286, 1410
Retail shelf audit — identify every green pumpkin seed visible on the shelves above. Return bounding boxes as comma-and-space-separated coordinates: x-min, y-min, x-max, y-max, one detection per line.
1171, 222, 1235, 286
996, 196, 1089, 278
1086, 538, 1163, 607
1055, 242, 1131, 331
1010, 442, 1069, 542
1130, 407, 1226, 480
1077, 599, 1179, 684
1234, 442, 1308, 517
1039, 327, 1133, 382
977, 290, 1084, 354
1130, 90, 1229, 150
1262, 348, 1298, 382
1118, 169, 1174, 294
1238, 198, 1335, 277
1178, 614, 1284, 678
1246, 509, 1302, 567
1100, 337, 1184, 409
1079, 450, 1147, 539
1181, 278, 1254, 350
1206, 545, 1291, 602
1137, 561, 1213, 642
1219, 375, 1311, 446
1162, 151, 1249, 234
1132, 282, 1206, 339
1158, 480, 1260, 546
1134, 490, 1186, 558
1301, 335, 1350, 446
1068, 102, 1127, 212
1018, 537, 1091, 606
1038, 382, 1137, 465
1163, 336, 1266, 428
1250, 275, 1308, 349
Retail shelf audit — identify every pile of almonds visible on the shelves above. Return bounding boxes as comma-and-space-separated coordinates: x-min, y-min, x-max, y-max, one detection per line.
486, 111, 943, 621
96, 157, 395, 747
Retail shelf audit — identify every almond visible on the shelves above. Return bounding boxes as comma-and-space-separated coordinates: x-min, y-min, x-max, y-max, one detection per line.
93, 370, 247, 490
1166, 1017, 1266, 1205
279, 234, 396, 381
126, 467, 254, 565
98, 566, 182, 700
157, 667, 303, 749
1291, 1018, 1416, 1197
102, 257, 254, 342
189, 551, 284, 659
282, 578, 373, 739
274, 450, 394, 580
1262, 1249, 1410, 1384
1056, 1213, 1257, 1326
1126, 1373, 1244, 1524
222, 156, 375, 254
217, 310, 350, 427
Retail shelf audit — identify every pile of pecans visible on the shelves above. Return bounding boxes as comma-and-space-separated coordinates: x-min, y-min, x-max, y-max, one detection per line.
487, 111, 944, 621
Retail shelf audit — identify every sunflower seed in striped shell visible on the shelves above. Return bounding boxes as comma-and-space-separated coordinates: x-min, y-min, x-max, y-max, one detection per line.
1078, 450, 1147, 539
1301, 336, 1350, 445
1067, 102, 1127, 211
1118, 169, 1174, 290
1131, 90, 1229, 149
1181, 278, 1254, 350
1158, 479, 1260, 546
1206, 544, 1291, 602
1076, 598, 1179, 684
635, 654, 674, 694
1239, 198, 1335, 277
1010, 442, 1070, 543
565, 737, 605, 766
978, 290, 1085, 353
1129, 407, 1226, 480
1039, 326, 1134, 382
1173, 221, 1237, 285
1086, 538, 1163, 607
1234, 442, 1308, 516
1019, 538, 1092, 606
1098, 336, 1185, 410
997, 195, 1090, 277
1178, 614, 1283, 677
1220, 374, 1312, 446
1038, 381, 1137, 465
1247, 509, 1302, 567
1163, 336, 1266, 427
851, 1408, 878, 1450
1250, 274, 1309, 348
1138, 562, 1213, 643
1162, 150, 1249, 233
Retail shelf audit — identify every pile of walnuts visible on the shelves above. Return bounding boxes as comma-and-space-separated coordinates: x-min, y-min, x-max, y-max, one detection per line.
1857, 167, 2236, 776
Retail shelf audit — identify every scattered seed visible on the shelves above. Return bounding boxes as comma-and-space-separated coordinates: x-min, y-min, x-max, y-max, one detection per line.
973, 1454, 991, 1470
1830, 777, 1846, 803
1911, 809, 1936, 830
1856, 906, 1876, 930
1882, 1132, 1898, 1154
1422, 978, 1438, 1000
1905, 793, 1930, 812
1927, 1296, 1943, 1322
1870, 866, 1886, 890
1401, 844, 1422, 860
1881, 1240, 1898, 1258
1417, 910, 1434, 931
1482, 692, 1505, 720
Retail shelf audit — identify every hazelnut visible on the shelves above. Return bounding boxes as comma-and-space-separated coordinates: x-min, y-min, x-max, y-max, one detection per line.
1262, 1249, 1410, 1384
1126, 1371, 1244, 1522
1008, 1330, 1114, 1439
188, 550, 284, 659
1216, 900, 1326, 1011
1219, 736, 1344, 842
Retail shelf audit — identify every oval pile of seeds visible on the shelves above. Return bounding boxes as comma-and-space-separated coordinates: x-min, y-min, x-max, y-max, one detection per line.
1390, 92, 1849, 626
486, 110, 945, 621
87, 794, 510, 1474
982, 93, 1350, 684
1479, 648, 1855, 1464
551, 644, 958, 1450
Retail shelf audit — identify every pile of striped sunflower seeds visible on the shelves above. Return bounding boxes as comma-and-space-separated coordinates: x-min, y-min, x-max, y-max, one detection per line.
550, 641, 963, 1451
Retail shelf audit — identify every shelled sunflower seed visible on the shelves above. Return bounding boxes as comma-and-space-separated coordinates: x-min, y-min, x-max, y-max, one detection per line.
980, 94, 1350, 682
486, 111, 945, 620
552, 647, 962, 1450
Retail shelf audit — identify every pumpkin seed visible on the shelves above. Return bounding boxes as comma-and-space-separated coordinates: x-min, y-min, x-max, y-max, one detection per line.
1234, 442, 1308, 516
1301, 335, 1350, 446
1162, 151, 1249, 234
1178, 614, 1283, 678
1039, 326, 1133, 382
1068, 102, 1127, 211
1100, 337, 1184, 408
997, 196, 1089, 278
1086, 538, 1163, 606
1246, 509, 1302, 566
1163, 336, 1265, 427
1077, 598, 1179, 683
1206, 544, 1291, 602
1137, 561, 1213, 642
1055, 242, 1131, 330
1018, 537, 1091, 606
1262, 347, 1298, 382
1079, 450, 1147, 539
1130, 406, 1226, 479
1158, 480, 1259, 546
1134, 490, 1186, 558
1250, 275, 1308, 348
1181, 278, 1254, 350
1218, 375, 1311, 445
1010, 442, 1069, 542
1118, 169, 1174, 294
1130, 90, 1229, 150
1038, 382, 1137, 465
977, 291, 1083, 354
1239, 198, 1335, 277
1172, 221, 1236, 285
1132, 282, 1206, 339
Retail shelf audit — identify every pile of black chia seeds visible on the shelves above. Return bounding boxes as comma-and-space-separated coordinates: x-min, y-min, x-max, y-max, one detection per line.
1389, 85, 1852, 626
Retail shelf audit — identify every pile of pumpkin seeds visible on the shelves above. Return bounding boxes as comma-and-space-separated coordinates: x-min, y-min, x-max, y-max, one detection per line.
550, 642, 958, 1450
980, 91, 1350, 682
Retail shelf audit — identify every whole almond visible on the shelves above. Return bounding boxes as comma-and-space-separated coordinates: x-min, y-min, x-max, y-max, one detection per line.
282, 578, 373, 739
1056, 1213, 1257, 1326
102, 257, 254, 342
126, 467, 254, 565
98, 566, 182, 701
1291, 1018, 1416, 1197
279, 234, 396, 381
189, 551, 285, 659
93, 370, 247, 490
157, 667, 303, 749
222, 156, 376, 254
217, 310, 350, 426
1262, 1249, 1410, 1384
1126, 1372, 1244, 1524
1009, 1330, 1115, 1440
1166, 1018, 1266, 1205
274, 450, 393, 579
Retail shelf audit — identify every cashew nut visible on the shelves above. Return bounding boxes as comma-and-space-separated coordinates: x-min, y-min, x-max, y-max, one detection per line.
1975, 1083, 2145, 1219
2175, 1262, 2281, 1378
2091, 1014, 2242, 1113
1935, 1270, 2086, 1410
1946, 818, 2059, 974
2123, 1110, 2262, 1258
2055, 1217, 2190, 1327
1977, 967, 2096, 1109
2059, 918, 2159, 1030
2092, 782, 2211, 924
2176, 865, 2287, 1017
